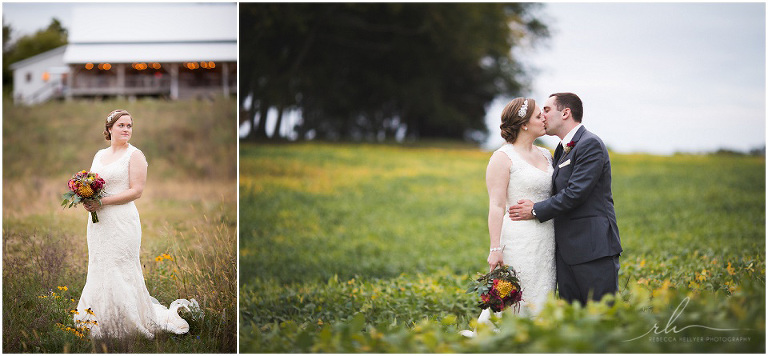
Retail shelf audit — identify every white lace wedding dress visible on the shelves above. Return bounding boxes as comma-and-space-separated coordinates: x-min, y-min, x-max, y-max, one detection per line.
74, 144, 196, 339
462, 144, 556, 337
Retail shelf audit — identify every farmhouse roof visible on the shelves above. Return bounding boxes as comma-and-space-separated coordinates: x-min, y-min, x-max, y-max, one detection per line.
63, 4, 236, 64
64, 42, 236, 63
9, 45, 67, 70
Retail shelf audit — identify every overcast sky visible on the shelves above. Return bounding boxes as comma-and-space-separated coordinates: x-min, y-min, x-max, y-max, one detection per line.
3, 2, 74, 42
485, 2, 766, 154
4, 2, 766, 155
2, 2, 234, 42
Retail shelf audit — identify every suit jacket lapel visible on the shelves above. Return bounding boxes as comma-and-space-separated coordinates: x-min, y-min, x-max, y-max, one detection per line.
554, 126, 587, 179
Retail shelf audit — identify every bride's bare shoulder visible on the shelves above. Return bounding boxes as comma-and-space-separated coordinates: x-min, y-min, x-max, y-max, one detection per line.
487, 149, 512, 173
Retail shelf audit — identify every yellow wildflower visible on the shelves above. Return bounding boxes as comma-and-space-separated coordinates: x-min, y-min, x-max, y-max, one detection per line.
317, 319, 324, 326
495, 280, 514, 298
726, 262, 736, 275
745, 262, 755, 273
85, 308, 95, 316
639, 259, 646, 268
155, 255, 163, 262
696, 269, 708, 282
70, 309, 78, 314
57, 286, 68, 291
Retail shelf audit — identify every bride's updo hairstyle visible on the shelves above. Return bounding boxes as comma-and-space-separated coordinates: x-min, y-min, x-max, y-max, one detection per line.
500, 97, 535, 143
104, 109, 132, 140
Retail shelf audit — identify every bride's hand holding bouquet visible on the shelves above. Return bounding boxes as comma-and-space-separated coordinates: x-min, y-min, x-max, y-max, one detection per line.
61, 170, 106, 223
487, 246, 505, 273
467, 264, 523, 313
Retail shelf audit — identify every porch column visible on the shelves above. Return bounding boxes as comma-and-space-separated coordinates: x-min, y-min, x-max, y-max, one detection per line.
66, 65, 75, 101
222, 62, 230, 97
116, 63, 126, 97
170, 64, 179, 100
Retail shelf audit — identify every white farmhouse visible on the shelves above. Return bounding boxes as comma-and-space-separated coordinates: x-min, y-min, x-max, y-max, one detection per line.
10, 46, 69, 105
10, 3, 236, 105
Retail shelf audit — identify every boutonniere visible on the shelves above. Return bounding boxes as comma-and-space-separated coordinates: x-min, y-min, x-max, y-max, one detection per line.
563, 141, 576, 154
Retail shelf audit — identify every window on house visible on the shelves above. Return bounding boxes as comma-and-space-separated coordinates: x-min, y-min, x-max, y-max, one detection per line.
26, 73, 32, 83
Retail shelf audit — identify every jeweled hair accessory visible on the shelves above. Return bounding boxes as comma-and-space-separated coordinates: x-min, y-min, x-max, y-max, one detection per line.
517, 99, 529, 118
107, 112, 119, 123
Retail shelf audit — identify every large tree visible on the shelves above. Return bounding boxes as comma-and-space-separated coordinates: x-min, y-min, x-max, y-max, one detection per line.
240, 3, 548, 142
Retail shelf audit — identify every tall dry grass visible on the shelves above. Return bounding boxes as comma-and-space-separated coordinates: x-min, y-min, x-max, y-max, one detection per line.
3, 97, 237, 353
3, 96, 236, 181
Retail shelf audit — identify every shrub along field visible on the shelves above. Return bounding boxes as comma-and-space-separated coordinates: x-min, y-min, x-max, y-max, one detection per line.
3, 97, 237, 353
239, 142, 765, 352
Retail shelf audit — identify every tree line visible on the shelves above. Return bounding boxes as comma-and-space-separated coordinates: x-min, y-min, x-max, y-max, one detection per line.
240, 3, 549, 142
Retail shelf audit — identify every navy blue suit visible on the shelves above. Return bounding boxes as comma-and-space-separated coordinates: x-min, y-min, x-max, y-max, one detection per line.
533, 126, 622, 304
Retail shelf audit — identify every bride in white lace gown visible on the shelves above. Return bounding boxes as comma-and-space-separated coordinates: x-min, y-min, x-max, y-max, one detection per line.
76, 109, 196, 339
462, 98, 555, 337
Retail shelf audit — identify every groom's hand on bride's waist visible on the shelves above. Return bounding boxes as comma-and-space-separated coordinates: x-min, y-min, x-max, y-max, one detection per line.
509, 200, 534, 221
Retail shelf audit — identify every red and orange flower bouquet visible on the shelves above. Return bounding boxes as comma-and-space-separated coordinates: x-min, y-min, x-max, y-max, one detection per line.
467, 265, 523, 313
61, 170, 106, 223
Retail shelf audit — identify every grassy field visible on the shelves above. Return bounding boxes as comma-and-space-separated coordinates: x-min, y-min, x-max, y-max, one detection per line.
3, 97, 237, 353
239, 142, 765, 352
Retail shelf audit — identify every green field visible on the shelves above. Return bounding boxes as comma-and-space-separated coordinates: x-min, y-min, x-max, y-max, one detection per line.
239, 142, 765, 352
3, 97, 237, 353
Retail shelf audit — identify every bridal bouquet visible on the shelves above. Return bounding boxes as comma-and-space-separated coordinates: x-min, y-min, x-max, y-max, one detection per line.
466, 265, 523, 312
61, 170, 106, 223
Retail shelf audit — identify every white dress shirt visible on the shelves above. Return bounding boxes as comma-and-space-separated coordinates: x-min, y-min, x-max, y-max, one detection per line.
561, 123, 583, 147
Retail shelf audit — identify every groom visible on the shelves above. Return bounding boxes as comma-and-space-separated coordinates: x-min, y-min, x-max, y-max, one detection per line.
509, 92, 622, 306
